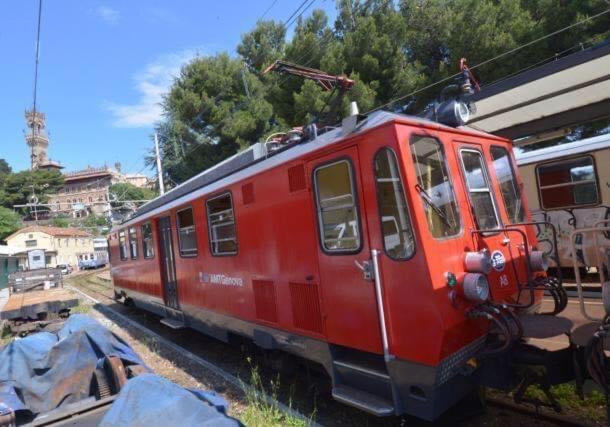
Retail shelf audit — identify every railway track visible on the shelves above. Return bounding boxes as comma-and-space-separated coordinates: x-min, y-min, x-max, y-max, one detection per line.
66, 271, 599, 427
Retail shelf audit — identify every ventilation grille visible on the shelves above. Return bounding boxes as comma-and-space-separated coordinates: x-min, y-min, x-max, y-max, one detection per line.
253, 280, 277, 323
242, 183, 255, 205
287, 164, 306, 192
289, 281, 323, 333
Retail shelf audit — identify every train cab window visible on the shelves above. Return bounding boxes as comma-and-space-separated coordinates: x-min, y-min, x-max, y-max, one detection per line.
490, 146, 525, 223
128, 227, 138, 259
177, 207, 198, 257
141, 222, 154, 259
374, 148, 415, 259
460, 150, 499, 230
536, 156, 599, 209
118, 231, 128, 261
410, 136, 461, 238
206, 193, 237, 255
314, 160, 361, 252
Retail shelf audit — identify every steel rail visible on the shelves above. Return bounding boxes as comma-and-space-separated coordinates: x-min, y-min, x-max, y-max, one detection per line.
66, 282, 320, 427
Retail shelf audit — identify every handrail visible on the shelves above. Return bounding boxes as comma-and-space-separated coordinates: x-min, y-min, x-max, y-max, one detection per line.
471, 227, 535, 309
371, 249, 393, 362
569, 226, 610, 321
513, 221, 562, 286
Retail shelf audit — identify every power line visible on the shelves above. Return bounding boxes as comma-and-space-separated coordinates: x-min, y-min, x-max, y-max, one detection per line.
32, 0, 43, 115
284, 0, 310, 28
258, 0, 279, 21
366, 7, 610, 114
285, 0, 316, 29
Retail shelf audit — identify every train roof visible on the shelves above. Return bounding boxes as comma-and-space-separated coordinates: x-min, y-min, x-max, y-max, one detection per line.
120, 110, 503, 227
515, 132, 610, 166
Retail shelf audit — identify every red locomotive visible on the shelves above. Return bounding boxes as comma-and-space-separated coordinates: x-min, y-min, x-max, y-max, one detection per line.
109, 66, 608, 421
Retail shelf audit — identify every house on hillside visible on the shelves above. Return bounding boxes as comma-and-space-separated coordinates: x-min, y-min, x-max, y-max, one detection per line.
4, 225, 95, 268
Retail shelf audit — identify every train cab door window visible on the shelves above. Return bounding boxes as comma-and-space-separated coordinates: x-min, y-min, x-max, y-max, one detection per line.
177, 207, 198, 257
373, 148, 415, 259
490, 146, 525, 224
536, 156, 599, 209
128, 227, 138, 259
410, 136, 461, 238
118, 231, 128, 261
141, 222, 154, 259
206, 193, 237, 255
460, 149, 500, 230
314, 160, 361, 252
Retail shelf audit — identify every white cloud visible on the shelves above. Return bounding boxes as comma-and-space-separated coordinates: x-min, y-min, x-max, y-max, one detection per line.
105, 49, 202, 128
96, 6, 120, 25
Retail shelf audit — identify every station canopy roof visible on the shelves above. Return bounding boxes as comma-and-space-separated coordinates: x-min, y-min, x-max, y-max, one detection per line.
465, 40, 610, 141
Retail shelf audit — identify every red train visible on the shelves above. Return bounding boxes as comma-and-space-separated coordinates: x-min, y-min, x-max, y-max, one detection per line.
109, 103, 601, 420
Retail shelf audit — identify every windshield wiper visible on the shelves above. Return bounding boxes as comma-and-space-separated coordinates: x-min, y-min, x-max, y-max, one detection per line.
415, 184, 453, 229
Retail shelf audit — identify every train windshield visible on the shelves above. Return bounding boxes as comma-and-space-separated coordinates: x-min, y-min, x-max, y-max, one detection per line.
460, 150, 499, 230
410, 135, 461, 238
490, 146, 525, 223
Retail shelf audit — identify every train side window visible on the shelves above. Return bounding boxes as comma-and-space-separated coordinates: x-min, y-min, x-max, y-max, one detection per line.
206, 193, 237, 256
373, 148, 415, 260
129, 227, 138, 259
410, 136, 461, 238
141, 222, 154, 259
536, 156, 599, 209
460, 149, 500, 230
314, 159, 361, 252
177, 207, 198, 257
118, 231, 128, 261
490, 146, 525, 223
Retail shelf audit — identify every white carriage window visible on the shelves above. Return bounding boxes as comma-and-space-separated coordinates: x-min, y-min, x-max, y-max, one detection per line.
490, 146, 525, 224
460, 150, 499, 230
374, 148, 415, 260
536, 156, 598, 209
177, 207, 198, 257
141, 222, 154, 259
314, 160, 361, 252
410, 136, 461, 238
206, 193, 237, 256
129, 227, 138, 259
118, 231, 128, 261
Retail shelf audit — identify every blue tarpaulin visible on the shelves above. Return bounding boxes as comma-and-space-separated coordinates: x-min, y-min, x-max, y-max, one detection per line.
100, 374, 242, 427
0, 314, 243, 426
0, 314, 146, 419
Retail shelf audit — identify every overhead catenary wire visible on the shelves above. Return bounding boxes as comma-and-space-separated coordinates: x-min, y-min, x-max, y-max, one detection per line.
366, 7, 610, 114
258, 0, 279, 21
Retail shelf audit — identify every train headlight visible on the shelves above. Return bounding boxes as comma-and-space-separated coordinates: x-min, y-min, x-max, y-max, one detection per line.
603, 282, 610, 316
462, 273, 490, 303
529, 251, 549, 272
464, 251, 492, 274
436, 100, 470, 127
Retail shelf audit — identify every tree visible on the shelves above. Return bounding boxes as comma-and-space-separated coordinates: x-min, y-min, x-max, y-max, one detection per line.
1, 169, 64, 212
51, 216, 70, 228
0, 159, 11, 176
0, 207, 21, 241
109, 183, 156, 205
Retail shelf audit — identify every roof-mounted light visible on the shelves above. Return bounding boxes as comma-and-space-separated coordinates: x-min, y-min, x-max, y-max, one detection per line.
435, 100, 470, 127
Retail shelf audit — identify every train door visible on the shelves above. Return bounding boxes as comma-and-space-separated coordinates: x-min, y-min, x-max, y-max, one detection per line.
157, 216, 180, 310
457, 142, 523, 301
308, 146, 382, 354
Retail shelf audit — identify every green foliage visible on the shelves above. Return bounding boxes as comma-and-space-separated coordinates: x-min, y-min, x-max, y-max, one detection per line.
155, 0, 610, 184
0, 169, 64, 211
51, 216, 71, 228
82, 214, 110, 228
109, 183, 156, 204
0, 206, 21, 241
524, 383, 606, 421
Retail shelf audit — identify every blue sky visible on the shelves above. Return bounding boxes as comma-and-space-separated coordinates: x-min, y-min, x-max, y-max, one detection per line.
0, 1, 335, 176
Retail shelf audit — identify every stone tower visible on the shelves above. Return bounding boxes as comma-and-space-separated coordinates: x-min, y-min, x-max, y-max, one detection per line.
25, 109, 49, 170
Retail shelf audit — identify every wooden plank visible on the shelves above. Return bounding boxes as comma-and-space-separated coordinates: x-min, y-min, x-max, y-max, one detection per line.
0, 289, 79, 320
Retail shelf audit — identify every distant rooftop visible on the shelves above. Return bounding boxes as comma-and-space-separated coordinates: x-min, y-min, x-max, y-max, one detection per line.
5, 225, 91, 241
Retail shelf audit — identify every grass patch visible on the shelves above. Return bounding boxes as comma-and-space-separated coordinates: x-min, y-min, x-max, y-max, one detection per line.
0, 324, 13, 347
240, 358, 313, 427
524, 383, 606, 421
70, 304, 92, 314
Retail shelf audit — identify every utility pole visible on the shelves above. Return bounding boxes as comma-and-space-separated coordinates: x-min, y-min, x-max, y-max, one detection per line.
154, 132, 165, 195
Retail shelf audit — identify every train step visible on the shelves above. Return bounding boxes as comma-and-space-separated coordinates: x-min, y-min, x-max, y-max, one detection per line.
332, 384, 394, 416
160, 318, 185, 329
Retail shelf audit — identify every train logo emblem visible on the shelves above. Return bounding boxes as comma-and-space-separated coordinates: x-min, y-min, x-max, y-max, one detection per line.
491, 251, 506, 272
